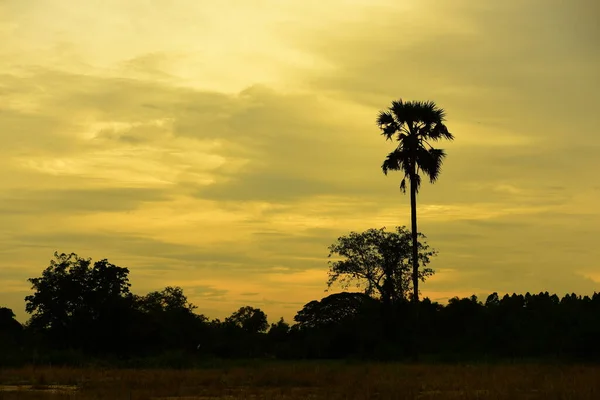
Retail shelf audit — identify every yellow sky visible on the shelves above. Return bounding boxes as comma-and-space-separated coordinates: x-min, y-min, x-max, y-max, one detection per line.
1, 0, 599, 323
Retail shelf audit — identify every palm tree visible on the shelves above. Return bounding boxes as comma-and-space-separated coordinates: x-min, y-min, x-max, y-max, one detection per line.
377, 99, 454, 305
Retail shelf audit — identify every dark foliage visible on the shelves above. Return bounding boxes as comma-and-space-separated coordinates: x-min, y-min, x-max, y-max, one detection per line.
327, 226, 436, 305
24, 252, 134, 355
4, 251, 600, 367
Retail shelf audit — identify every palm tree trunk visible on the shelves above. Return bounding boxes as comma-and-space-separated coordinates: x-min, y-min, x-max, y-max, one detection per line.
410, 182, 419, 303
410, 167, 420, 362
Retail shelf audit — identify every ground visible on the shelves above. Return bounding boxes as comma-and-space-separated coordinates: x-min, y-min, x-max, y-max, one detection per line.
1, 362, 599, 399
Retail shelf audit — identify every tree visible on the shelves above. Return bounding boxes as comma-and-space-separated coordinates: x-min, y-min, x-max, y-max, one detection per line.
24, 252, 132, 351
225, 306, 268, 334
327, 226, 436, 306
377, 100, 454, 305
294, 292, 377, 330
0, 307, 24, 365
294, 293, 384, 358
0, 307, 22, 341
0, 307, 21, 332
130, 286, 208, 352
267, 318, 290, 344
135, 286, 198, 314
133, 286, 206, 352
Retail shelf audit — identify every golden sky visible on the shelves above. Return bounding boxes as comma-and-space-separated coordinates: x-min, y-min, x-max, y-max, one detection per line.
1, 0, 599, 323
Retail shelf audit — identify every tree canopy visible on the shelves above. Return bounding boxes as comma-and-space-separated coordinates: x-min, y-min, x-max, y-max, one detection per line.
24, 252, 133, 352
225, 306, 269, 334
327, 226, 436, 305
378, 99, 454, 194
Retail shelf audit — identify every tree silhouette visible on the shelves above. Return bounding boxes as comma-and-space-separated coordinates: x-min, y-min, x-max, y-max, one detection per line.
377, 99, 454, 305
326, 226, 436, 306
0, 307, 23, 365
294, 292, 376, 330
225, 306, 268, 334
294, 293, 384, 359
0, 307, 21, 331
14, 253, 600, 365
133, 286, 206, 352
268, 317, 290, 339
24, 252, 132, 352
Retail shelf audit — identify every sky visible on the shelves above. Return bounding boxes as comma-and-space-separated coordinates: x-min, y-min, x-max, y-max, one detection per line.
1, 0, 599, 323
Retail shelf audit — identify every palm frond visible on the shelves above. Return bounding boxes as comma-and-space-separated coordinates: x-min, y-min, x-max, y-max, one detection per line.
381, 149, 407, 175
376, 110, 395, 126
388, 100, 446, 132
417, 148, 446, 183
398, 173, 422, 194
399, 178, 407, 193
410, 173, 422, 193
376, 111, 399, 139
390, 99, 414, 127
419, 100, 446, 124
428, 122, 454, 141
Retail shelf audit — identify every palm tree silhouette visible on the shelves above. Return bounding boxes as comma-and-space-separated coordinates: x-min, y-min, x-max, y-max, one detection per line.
377, 99, 454, 305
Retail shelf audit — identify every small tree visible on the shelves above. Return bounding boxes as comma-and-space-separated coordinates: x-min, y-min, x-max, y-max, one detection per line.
0, 307, 21, 332
135, 286, 198, 314
0, 307, 24, 364
327, 226, 436, 306
294, 292, 377, 330
225, 306, 268, 334
268, 318, 290, 340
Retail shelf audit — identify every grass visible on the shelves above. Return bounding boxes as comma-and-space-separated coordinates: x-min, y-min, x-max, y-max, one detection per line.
0, 361, 599, 399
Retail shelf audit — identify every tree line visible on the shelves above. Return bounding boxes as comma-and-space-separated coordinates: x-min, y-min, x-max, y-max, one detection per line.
2, 239, 600, 367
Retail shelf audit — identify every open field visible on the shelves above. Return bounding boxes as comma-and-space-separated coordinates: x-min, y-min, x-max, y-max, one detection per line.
1, 362, 599, 399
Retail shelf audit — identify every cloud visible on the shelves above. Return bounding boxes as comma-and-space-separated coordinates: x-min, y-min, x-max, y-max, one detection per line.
185, 285, 229, 301
287, 0, 599, 144
7, 232, 266, 272
1, 0, 599, 324
0, 188, 172, 215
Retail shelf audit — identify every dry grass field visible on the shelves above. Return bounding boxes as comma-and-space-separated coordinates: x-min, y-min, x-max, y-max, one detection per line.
1, 362, 599, 399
